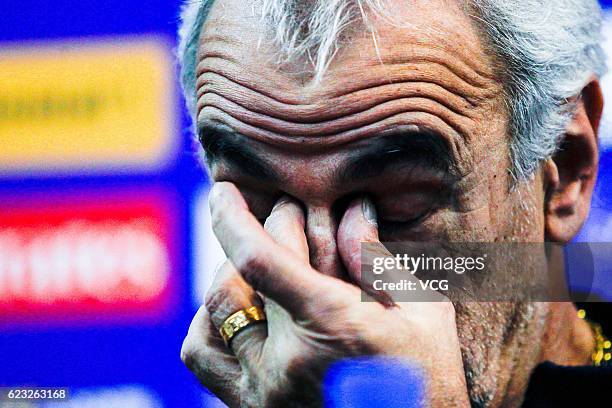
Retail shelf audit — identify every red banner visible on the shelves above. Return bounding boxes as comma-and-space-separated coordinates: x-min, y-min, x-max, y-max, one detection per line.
0, 188, 178, 327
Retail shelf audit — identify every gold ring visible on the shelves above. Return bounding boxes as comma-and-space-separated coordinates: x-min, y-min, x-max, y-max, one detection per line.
219, 306, 266, 346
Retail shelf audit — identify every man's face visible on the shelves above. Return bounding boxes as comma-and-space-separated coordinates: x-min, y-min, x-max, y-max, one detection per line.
196, 0, 548, 404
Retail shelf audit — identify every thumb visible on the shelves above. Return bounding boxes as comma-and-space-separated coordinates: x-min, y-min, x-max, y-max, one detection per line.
337, 197, 395, 307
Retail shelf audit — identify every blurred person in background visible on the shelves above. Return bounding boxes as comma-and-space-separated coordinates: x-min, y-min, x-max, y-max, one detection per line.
178, 0, 612, 406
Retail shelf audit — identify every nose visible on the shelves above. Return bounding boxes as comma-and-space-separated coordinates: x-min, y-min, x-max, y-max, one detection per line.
304, 205, 347, 279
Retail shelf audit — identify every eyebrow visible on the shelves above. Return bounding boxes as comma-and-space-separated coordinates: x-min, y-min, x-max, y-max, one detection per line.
198, 124, 457, 184
198, 125, 280, 182
337, 130, 457, 184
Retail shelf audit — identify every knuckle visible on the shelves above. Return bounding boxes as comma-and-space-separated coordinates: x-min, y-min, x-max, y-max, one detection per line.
180, 336, 197, 369
231, 325, 267, 360
204, 285, 228, 315
181, 336, 222, 386
204, 286, 239, 327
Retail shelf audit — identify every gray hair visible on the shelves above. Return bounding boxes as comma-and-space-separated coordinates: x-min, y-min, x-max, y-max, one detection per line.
177, 0, 606, 180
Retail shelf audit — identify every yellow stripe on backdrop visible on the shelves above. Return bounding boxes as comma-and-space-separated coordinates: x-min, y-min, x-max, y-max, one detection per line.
0, 37, 177, 174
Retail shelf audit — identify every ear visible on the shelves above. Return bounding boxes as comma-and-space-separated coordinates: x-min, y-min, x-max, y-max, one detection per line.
544, 79, 604, 243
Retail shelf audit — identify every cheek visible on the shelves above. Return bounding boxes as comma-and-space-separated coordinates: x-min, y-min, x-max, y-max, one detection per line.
378, 206, 505, 243
428, 199, 538, 243
444, 207, 498, 241
432, 204, 520, 242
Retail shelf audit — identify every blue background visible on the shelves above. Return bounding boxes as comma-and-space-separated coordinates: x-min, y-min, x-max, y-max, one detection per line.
0, 0, 208, 406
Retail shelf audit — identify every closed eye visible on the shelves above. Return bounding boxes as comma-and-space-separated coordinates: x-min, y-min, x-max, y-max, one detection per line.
378, 208, 435, 233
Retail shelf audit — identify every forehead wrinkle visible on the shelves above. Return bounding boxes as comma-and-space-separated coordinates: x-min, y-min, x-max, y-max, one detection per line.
195, 50, 496, 108
333, 42, 497, 92
194, 0, 496, 179
196, 54, 307, 106
197, 59, 496, 109
365, 23, 498, 83
195, 55, 499, 140
197, 0, 500, 96
197, 70, 482, 124
198, 107, 473, 174
195, 62, 484, 141
198, 90, 475, 140
199, 33, 244, 52
198, 46, 240, 66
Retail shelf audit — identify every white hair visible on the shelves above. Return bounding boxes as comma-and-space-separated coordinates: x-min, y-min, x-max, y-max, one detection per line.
177, 0, 606, 180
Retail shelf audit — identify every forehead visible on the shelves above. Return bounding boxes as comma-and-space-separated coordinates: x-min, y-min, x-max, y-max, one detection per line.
195, 0, 500, 152
198, 0, 494, 84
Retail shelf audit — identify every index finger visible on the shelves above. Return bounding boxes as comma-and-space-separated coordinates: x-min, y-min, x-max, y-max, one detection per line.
209, 182, 351, 319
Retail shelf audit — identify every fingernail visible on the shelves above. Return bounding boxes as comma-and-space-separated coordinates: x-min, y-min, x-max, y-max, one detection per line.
272, 195, 292, 212
362, 197, 378, 227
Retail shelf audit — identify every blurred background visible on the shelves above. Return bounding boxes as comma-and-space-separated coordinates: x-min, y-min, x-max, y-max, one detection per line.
0, 1, 611, 407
